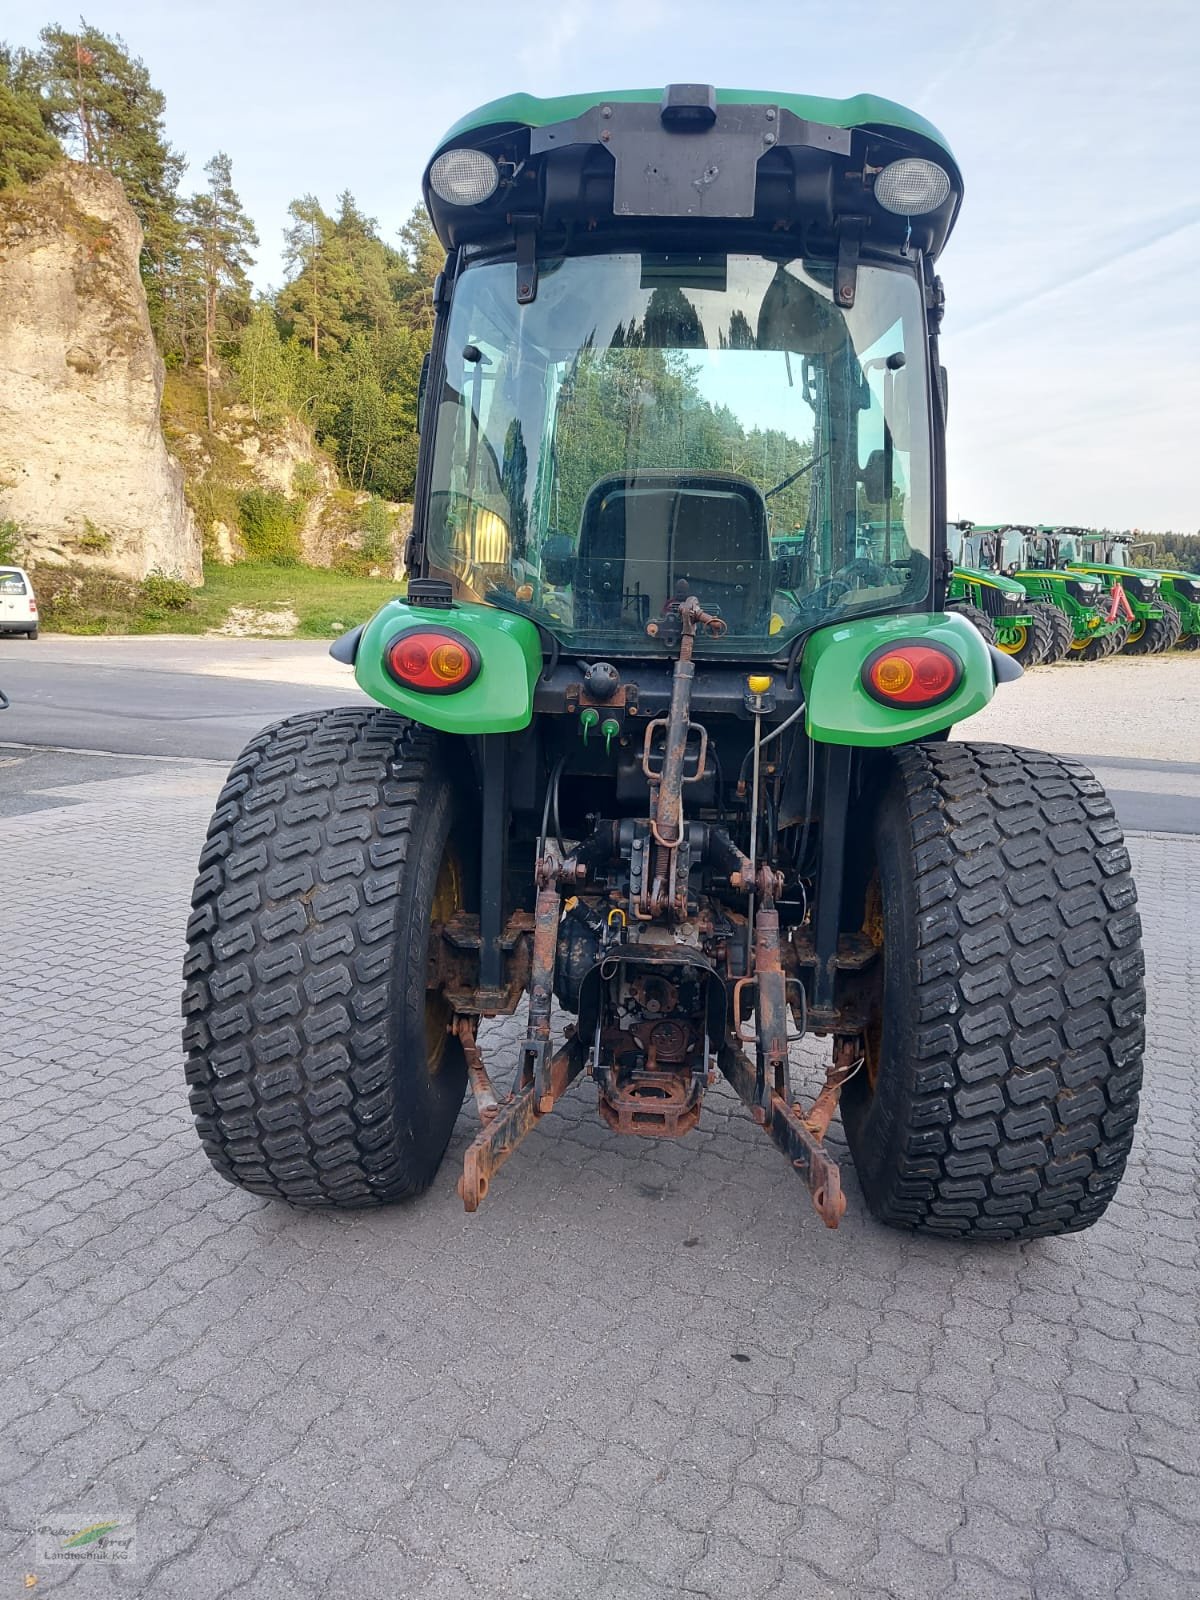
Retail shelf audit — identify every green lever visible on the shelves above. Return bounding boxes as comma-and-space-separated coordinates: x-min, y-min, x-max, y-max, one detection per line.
579, 707, 599, 743
601, 717, 620, 756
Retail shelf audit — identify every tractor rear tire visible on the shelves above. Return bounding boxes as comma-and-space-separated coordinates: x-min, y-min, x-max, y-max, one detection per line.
182, 708, 469, 1206
1037, 604, 1073, 664
996, 608, 1052, 667
1177, 632, 1200, 651
841, 742, 1144, 1241
948, 601, 996, 645
1123, 603, 1182, 655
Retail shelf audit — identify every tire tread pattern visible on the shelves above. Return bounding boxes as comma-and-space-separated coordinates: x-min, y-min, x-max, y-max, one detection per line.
182, 707, 459, 1206
844, 741, 1145, 1240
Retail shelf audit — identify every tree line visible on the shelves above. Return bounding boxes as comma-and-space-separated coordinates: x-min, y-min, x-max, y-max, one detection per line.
0, 21, 440, 503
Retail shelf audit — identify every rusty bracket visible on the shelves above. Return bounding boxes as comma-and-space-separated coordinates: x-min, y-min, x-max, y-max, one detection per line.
459, 1040, 585, 1213
519, 874, 562, 1102
719, 1043, 847, 1228
455, 1015, 500, 1125
802, 1035, 864, 1143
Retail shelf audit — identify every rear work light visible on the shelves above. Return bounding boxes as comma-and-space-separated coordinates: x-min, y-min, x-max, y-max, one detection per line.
428, 148, 500, 206
385, 627, 480, 694
874, 158, 952, 216
861, 641, 961, 707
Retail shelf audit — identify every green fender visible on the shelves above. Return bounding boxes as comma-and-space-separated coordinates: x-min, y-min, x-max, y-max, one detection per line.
800, 611, 999, 746
353, 597, 542, 733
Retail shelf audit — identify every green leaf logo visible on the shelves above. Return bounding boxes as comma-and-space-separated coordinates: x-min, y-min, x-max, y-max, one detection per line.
61, 1522, 120, 1549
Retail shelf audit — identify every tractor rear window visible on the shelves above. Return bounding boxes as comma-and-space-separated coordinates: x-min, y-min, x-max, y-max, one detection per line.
424, 252, 932, 655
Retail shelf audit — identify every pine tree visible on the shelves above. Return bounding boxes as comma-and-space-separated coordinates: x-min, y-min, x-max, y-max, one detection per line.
280, 196, 354, 358
0, 47, 61, 189
181, 152, 258, 428
31, 22, 185, 321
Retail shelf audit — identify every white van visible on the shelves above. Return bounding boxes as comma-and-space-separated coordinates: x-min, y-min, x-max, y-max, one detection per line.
0, 567, 38, 638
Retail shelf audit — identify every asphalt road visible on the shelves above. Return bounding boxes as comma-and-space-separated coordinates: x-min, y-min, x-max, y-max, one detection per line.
0, 636, 1195, 834
0, 638, 366, 763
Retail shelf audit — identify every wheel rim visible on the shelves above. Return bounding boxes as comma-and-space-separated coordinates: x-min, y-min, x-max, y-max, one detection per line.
425, 844, 463, 1071
1126, 617, 1146, 643
997, 625, 1027, 655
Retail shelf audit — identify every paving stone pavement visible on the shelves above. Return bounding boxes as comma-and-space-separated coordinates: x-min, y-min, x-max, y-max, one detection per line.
1, 756, 1198, 1600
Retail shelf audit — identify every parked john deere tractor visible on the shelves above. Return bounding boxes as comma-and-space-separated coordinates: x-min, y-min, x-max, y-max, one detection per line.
1064, 531, 1195, 653
966, 525, 1127, 661
947, 521, 1055, 664
183, 86, 1145, 1241
1061, 529, 1180, 655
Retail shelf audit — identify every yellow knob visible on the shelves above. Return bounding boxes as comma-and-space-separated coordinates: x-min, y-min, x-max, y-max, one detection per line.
747, 674, 773, 694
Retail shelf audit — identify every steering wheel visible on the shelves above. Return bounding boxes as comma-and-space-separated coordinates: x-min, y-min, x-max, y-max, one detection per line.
834, 558, 890, 588
806, 577, 853, 610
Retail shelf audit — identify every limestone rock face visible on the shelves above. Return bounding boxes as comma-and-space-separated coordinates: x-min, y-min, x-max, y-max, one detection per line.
0, 163, 201, 582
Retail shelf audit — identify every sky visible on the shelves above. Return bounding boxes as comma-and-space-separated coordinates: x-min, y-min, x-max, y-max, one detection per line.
3, 0, 1198, 528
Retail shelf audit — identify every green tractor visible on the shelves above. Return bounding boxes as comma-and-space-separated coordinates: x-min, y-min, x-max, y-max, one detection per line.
946, 521, 1055, 665
1060, 528, 1180, 655
969, 524, 1128, 661
183, 86, 1144, 1240
1065, 530, 1194, 653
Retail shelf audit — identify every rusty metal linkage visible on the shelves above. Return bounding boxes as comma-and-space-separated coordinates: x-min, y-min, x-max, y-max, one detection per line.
459, 1040, 585, 1213
802, 1035, 864, 1143
719, 1043, 847, 1228
455, 1015, 500, 1125
521, 873, 562, 1107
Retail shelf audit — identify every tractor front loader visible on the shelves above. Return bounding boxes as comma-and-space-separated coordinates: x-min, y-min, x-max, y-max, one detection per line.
183, 86, 1145, 1241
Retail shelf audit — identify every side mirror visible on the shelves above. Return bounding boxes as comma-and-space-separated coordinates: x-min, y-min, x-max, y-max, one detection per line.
860, 449, 887, 506
542, 532, 575, 587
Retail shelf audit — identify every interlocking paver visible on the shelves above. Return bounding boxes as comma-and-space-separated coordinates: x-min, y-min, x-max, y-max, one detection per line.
1, 756, 1198, 1598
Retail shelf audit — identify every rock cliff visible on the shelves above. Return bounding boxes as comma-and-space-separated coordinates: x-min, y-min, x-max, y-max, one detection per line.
0, 163, 201, 582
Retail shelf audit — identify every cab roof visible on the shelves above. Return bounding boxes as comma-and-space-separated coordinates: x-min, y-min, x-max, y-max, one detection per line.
436, 87, 956, 165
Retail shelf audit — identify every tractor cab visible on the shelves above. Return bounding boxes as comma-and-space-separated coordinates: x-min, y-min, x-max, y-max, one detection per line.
409, 90, 961, 660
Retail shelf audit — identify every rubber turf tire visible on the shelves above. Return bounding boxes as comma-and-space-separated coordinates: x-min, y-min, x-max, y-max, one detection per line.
1123, 602, 1181, 655
1037, 603, 1073, 664
998, 607, 1052, 667
948, 601, 996, 645
841, 742, 1144, 1240
182, 707, 468, 1206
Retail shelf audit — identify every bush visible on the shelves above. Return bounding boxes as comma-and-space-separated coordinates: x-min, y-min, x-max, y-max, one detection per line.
30, 564, 143, 632
358, 496, 395, 565
76, 519, 113, 554
139, 571, 195, 615
0, 518, 24, 566
291, 461, 321, 501
238, 489, 302, 566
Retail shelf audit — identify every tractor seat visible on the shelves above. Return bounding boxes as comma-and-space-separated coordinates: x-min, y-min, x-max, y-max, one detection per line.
574, 470, 771, 635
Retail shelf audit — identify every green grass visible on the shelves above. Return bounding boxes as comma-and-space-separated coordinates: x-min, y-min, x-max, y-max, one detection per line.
34, 560, 404, 638
199, 562, 403, 637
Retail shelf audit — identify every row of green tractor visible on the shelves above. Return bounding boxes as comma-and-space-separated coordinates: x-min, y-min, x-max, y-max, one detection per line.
947, 524, 1200, 664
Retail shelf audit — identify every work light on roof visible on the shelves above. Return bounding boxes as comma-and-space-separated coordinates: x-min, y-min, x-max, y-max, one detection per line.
429, 148, 500, 206
874, 157, 952, 216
